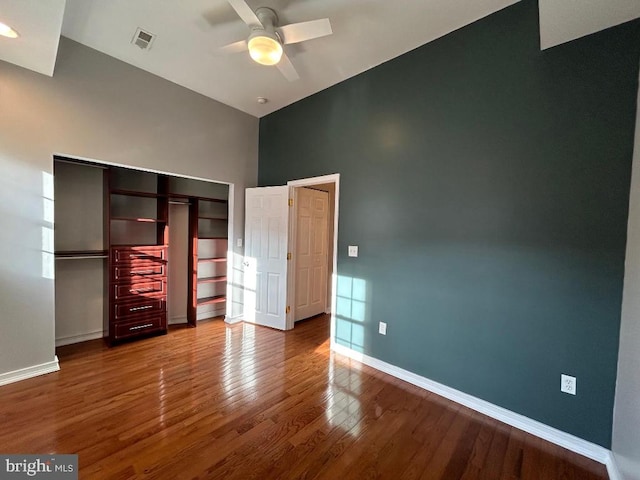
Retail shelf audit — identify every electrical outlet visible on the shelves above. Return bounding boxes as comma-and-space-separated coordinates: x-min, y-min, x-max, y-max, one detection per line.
237, 238, 243, 248
561, 374, 576, 395
379, 322, 387, 335
348, 245, 359, 257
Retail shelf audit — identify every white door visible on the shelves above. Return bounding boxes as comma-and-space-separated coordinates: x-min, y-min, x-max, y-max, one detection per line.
244, 186, 290, 330
294, 188, 329, 321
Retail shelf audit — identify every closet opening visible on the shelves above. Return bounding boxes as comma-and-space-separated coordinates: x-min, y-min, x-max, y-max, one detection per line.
53, 155, 231, 347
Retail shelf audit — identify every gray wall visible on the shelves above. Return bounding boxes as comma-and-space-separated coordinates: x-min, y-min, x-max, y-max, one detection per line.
259, 0, 640, 447
613, 71, 640, 480
0, 38, 258, 378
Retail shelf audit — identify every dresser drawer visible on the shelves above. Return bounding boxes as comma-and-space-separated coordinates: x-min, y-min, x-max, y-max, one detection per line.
113, 280, 166, 301
113, 264, 165, 281
111, 246, 167, 265
112, 315, 166, 341
113, 297, 165, 321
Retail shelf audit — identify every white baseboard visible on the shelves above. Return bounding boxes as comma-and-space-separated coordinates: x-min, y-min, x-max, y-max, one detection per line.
172, 314, 227, 324
169, 316, 188, 325
55, 331, 104, 347
331, 342, 612, 468
0, 356, 60, 387
605, 451, 624, 480
224, 314, 243, 324
197, 310, 225, 321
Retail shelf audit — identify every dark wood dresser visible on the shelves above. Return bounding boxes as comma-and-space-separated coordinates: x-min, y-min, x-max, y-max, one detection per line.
108, 245, 168, 343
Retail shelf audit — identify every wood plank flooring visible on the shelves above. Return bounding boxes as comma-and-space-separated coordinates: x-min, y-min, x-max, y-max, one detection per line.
0, 315, 608, 479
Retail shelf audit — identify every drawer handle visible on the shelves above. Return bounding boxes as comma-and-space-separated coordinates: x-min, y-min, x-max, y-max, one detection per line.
129, 305, 153, 312
129, 323, 153, 331
130, 288, 155, 294
131, 270, 155, 275
130, 254, 153, 258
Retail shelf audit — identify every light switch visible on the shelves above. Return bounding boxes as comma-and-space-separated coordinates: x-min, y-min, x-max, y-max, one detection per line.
237, 238, 243, 248
348, 245, 358, 257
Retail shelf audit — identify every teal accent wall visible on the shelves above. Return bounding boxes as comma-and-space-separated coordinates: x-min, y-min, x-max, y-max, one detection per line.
258, 0, 640, 447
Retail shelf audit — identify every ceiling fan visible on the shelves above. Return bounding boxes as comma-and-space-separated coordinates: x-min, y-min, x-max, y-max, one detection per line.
219, 0, 333, 81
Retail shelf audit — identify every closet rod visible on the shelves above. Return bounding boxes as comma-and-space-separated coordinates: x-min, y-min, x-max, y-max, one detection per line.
168, 200, 191, 205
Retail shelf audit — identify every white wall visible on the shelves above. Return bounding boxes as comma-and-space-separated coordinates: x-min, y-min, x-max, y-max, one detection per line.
0, 37, 258, 381
612, 73, 640, 480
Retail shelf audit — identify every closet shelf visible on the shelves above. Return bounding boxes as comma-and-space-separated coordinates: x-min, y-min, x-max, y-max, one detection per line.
198, 257, 227, 263
110, 243, 168, 248
196, 197, 228, 204
111, 189, 166, 198
197, 295, 226, 306
111, 217, 167, 223
55, 250, 108, 260
198, 236, 228, 240
198, 276, 227, 284
169, 193, 228, 203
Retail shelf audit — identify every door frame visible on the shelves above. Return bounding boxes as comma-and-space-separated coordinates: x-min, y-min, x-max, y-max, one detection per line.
286, 174, 340, 331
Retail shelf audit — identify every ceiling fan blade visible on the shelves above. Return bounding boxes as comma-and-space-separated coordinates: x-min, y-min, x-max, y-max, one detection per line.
277, 18, 332, 45
277, 52, 300, 81
218, 39, 248, 55
227, 0, 263, 28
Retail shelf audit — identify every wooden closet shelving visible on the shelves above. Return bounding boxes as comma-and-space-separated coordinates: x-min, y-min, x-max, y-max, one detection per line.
55, 250, 108, 260
110, 189, 168, 198
187, 197, 229, 325
106, 168, 169, 344
110, 217, 165, 223
198, 276, 227, 284
54, 158, 230, 346
197, 295, 227, 307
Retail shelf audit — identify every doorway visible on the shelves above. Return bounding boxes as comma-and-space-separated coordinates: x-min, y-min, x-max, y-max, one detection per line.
291, 184, 335, 322
242, 174, 340, 331
287, 174, 339, 329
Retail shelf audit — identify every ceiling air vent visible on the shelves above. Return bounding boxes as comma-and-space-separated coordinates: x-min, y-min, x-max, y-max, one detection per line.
132, 28, 155, 50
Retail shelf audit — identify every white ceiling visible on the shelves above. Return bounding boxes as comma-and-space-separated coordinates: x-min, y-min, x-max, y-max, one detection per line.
0, 0, 65, 76
0, 0, 639, 117
539, 0, 640, 50
59, 0, 519, 117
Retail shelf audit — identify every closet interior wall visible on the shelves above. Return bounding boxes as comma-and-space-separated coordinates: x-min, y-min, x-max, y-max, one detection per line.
168, 202, 189, 325
54, 160, 106, 346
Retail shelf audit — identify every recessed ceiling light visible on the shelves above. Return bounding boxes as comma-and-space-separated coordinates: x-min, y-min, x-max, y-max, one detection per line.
0, 21, 19, 39
257, 97, 268, 104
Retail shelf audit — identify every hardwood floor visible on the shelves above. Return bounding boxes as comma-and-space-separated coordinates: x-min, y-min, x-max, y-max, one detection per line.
0, 315, 607, 479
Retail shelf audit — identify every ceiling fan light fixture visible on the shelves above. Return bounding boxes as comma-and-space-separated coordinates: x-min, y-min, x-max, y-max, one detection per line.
248, 31, 282, 66
0, 21, 19, 39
